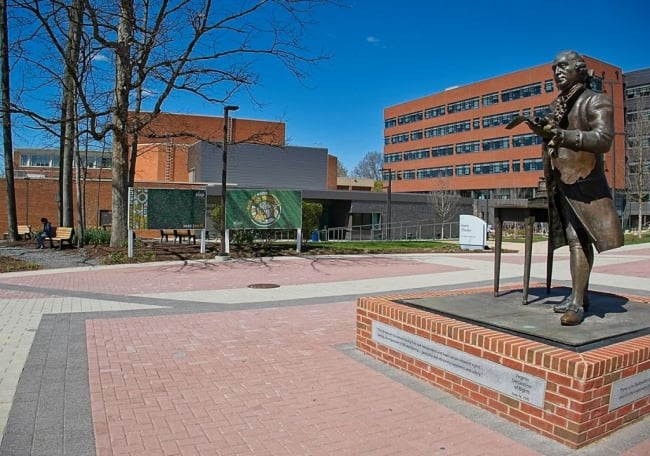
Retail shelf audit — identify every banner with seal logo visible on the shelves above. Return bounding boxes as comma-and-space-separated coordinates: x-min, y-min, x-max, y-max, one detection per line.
226, 189, 302, 230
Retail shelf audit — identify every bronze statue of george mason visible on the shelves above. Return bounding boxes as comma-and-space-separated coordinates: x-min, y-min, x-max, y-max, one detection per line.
524, 50, 624, 326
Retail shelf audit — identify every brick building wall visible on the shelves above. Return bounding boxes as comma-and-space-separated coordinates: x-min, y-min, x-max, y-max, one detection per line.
0, 178, 204, 236
137, 112, 286, 145
1, 178, 113, 235
327, 155, 339, 190
132, 112, 289, 183
134, 143, 191, 182
383, 56, 626, 198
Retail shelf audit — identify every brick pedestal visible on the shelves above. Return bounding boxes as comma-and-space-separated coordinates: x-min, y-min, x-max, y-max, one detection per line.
356, 287, 650, 448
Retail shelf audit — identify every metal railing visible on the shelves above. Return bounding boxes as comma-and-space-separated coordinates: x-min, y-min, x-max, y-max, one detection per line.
320, 220, 460, 242
217, 220, 462, 243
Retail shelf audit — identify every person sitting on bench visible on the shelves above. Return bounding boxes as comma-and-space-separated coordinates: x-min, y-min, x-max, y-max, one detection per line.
36, 217, 53, 249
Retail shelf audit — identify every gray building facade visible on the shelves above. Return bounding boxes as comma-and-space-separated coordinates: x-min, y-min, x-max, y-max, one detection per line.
189, 142, 329, 190
623, 68, 650, 228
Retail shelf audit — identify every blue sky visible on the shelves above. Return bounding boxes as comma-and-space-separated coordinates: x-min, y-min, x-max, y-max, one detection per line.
7, 0, 650, 174
172, 0, 648, 172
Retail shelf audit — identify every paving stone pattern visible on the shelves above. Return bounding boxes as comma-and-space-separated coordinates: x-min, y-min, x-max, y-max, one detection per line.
0, 244, 649, 455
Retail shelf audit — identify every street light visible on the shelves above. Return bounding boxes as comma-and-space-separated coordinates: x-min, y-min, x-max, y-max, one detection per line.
220, 105, 239, 255
381, 168, 392, 240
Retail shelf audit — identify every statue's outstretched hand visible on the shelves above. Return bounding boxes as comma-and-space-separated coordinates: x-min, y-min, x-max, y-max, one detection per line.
527, 120, 558, 140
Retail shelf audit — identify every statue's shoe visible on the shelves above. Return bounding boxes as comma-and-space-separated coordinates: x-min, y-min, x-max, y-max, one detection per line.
553, 296, 590, 313
560, 307, 585, 326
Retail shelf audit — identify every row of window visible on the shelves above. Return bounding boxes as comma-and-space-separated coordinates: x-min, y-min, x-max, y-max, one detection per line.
397, 111, 423, 125
626, 109, 650, 122
385, 79, 556, 129
423, 120, 471, 138
386, 105, 551, 143
626, 84, 650, 99
448, 97, 480, 114
425, 105, 446, 119
20, 153, 111, 169
501, 82, 547, 102
482, 137, 510, 151
456, 141, 480, 154
482, 110, 520, 128
384, 76, 613, 130
382, 158, 544, 180
627, 137, 650, 148
628, 161, 650, 174
385, 133, 544, 161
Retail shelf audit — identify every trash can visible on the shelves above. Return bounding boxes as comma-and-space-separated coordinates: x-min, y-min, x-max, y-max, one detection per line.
311, 230, 319, 242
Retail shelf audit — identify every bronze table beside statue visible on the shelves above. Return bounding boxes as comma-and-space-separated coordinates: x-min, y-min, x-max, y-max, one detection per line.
512, 50, 624, 326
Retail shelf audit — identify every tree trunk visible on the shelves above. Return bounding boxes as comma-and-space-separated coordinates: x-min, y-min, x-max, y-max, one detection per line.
74, 155, 82, 246
60, 0, 84, 228
1, 0, 17, 241
110, 128, 129, 247
74, 138, 86, 247
109, 0, 134, 247
61, 91, 75, 227
638, 168, 644, 238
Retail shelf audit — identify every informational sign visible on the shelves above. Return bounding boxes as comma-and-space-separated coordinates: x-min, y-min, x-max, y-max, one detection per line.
372, 321, 546, 407
609, 370, 650, 411
128, 188, 206, 229
459, 214, 486, 250
226, 189, 302, 230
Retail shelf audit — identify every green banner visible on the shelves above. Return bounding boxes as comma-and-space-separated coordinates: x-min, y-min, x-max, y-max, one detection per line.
226, 189, 302, 230
128, 188, 206, 229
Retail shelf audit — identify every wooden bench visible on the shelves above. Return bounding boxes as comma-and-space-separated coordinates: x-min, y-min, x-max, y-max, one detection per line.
175, 229, 197, 245
160, 229, 179, 243
159, 229, 206, 244
160, 229, 204, 244
49, 226, 75, 249
3, 224, 32, 240
18, 225, 32, 240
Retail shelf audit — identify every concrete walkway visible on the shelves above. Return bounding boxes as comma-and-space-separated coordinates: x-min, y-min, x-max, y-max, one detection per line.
0, 242, 649, 455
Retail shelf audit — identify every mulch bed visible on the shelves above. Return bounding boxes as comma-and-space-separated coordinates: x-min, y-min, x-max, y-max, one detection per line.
0, 238, 475, 272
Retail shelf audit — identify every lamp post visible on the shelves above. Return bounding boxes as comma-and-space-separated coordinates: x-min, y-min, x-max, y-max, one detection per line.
381, 168, 392, 240
220, 105, 239, 255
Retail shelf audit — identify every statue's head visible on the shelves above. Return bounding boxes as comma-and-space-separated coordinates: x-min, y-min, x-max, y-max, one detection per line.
552, 51, 591, 92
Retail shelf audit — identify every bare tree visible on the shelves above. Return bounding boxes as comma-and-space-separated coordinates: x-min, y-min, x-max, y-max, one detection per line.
509, 186, 533, 200
60, 0, 84, 234
9, 0, 97, 234
337, 160, 348, 177
426, 176, 460, 239
11, 0, 336, 247
1, 0, 18, 241
352, 151, 382, 180
625, 98, 650, 237
99, 0, 335, 246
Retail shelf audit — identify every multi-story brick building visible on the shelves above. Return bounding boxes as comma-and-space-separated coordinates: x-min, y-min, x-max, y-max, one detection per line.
6, 114, 292, 232
5, 113, 451, 238
623, 67, 650, 227
382, 55, 627, 214
133, 112, 286, 182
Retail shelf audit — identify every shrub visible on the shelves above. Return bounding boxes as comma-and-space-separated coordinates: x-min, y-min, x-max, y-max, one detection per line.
302, 202, 322, 234
84, 227, 111, 245
231, 229, 256, 247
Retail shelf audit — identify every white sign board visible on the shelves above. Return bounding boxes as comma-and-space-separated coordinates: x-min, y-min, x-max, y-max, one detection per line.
372, 321, 546, 407
459, 214, 486, 250
609, 370, 650, 411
